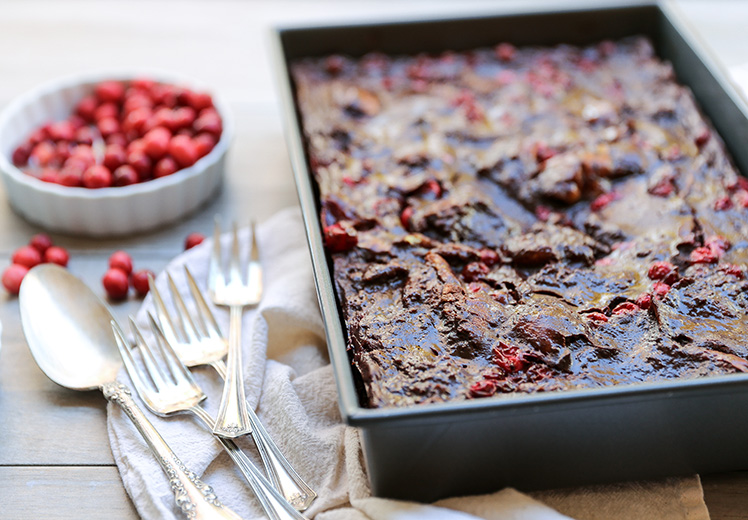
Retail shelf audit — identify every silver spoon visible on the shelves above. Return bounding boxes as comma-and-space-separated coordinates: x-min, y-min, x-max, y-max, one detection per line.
19, 264, 244, 520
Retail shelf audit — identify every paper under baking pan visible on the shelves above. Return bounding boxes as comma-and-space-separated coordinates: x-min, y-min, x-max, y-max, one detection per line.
272, 1, 748, 501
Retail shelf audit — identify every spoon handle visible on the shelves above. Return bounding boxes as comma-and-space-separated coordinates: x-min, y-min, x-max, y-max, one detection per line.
102, 381, 244, 520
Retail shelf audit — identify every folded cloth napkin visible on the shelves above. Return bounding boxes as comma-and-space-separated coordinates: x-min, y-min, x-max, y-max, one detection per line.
107, 207, 710, 520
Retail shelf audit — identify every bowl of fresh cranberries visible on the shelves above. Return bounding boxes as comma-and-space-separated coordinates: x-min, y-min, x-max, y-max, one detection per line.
0, 72, 231, 236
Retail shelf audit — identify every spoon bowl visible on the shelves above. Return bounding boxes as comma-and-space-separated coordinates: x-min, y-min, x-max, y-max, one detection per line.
19, 264, 120, 390
18, 263, 244, 520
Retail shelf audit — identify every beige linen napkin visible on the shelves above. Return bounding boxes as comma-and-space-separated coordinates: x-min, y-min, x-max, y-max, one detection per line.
106, 207, 709, 520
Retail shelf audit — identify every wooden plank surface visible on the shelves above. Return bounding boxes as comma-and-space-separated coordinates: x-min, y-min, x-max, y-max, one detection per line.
0, 1, 747, 518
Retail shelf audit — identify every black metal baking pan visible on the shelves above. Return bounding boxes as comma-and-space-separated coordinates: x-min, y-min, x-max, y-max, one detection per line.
271, 1, 748, 501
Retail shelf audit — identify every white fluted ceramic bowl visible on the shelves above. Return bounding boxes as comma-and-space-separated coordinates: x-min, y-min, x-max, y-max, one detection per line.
0, 71, 232, 237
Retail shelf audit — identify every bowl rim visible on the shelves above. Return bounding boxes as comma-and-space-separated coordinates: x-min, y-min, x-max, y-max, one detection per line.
0, 69, 233, 201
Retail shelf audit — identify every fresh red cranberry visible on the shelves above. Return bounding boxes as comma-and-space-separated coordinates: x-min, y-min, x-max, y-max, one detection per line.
29, 233, 53, 254
495, 42, 516, 62
122, 106, 152, 135
113, 165, 139, 186
469, 379, 498, 398
181, 90, 214, 111
591, 191, 618, 211
97, 117, 120, 138
173, 106, 196, 129
30, 142, 57, 167
720, 264, 745, 279
400, 206, 414, 230
94, 102, 119, 123
193, 133, 216, 158
462, 261, 489, 282
48, 120, 75, 141
143, 126, 172, 160
153, 156, 179, 178
109, 250, 133, 275
2, 264, 29, 295
193, 111, 222, 136
70, 145, 96, 168
83, 165, 113, 189
123, 92, 153, 114
12, 142, 32, 166
12, 245, 42, 268
612, 301, 639, 315
59, 165, 85, 186
127, 138, 146, 155
44, 246, 69, 267
127, 150, 153, 181
150, 84, 180, 108
106, 133, 128, 147
103, 144, 127, 171
323, 223, 357, 253
102, 268, 129, 300
55, 141, 73, 163
714, 196, 733, 211
647, 261, 678, 284
184, 232, 205, 250
652, 281, 671, 299
74, 126, 95, 145
131, 269, 154, 297
168, 135, 198, 168
68, 115, 86, 130
39, 168, 62, 184
75, 95, 98, 122
586, 312, 609, 324
95, 80, 125, 103
131, 77, 156, 91
636, 293, 653, 310
493, 342, 528, 373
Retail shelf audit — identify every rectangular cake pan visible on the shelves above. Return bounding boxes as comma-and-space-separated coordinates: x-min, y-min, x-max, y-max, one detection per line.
272, 1, 748, 501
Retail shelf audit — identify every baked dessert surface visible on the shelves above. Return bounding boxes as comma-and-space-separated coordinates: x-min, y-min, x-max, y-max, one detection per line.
291, 36, 748, 408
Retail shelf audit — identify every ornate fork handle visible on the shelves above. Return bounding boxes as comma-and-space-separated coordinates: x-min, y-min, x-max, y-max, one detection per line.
211, 359, 317, 511
190, 405, 309, 520
102, 382, 243, 520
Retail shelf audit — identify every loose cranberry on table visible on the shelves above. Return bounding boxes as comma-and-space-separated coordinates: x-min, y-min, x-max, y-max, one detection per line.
29, 233, 53, 254
184, 232, 205, 250
12, 245, 42, 268
102, 268, 130, 300
109, 250, 133, 275
131, 269, 154, 297
44, 246, 70, 267
2, 264, 29, 296
10, 78, 221, 189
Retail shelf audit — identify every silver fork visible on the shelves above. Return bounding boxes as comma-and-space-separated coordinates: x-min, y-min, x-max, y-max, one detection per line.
112, 316, 309, 520
209, 219, 259, 439
151, 268, 317, 511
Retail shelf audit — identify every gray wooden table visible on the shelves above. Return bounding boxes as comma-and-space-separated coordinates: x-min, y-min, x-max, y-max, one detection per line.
1, 1, 747, 518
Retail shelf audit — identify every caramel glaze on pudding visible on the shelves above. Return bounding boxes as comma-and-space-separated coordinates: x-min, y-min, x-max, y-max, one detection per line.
292, 36, 748, 408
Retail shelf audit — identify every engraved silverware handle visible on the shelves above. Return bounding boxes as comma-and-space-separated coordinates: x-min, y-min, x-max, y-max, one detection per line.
103, 382, 244, 520
213, 305, 252, 437
191, 405, 309, 520
211, 359, 317, 511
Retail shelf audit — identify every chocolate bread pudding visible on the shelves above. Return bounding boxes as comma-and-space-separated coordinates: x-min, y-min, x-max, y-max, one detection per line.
291, 36, 748, 408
